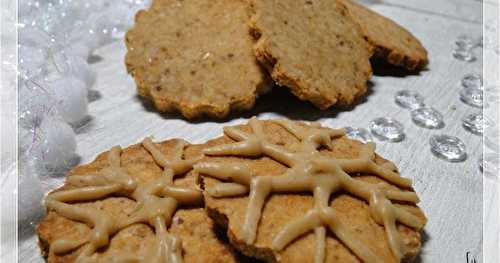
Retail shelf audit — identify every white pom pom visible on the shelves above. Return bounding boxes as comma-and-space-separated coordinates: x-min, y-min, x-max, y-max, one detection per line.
19, 160, 45, 224
37, 116, 77, 169
51, 77, 89, 124
66, 55, 96, 88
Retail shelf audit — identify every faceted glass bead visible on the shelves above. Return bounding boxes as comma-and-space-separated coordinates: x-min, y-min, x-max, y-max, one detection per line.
429, 135, 467, 162
344, 127, 373, 143
460, 87, 483, 108
411, 107, 444, 129
369, 117, 405, 142
462, 112, 490, 135
452, 47, 476, 62
461, 73, 483, 90
394, 90, 425, 110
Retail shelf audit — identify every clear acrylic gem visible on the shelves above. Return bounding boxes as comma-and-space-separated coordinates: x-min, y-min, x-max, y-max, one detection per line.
481, 154, 500, 179
394, 90, 425, 110
460, 87, 483, 108
462, 112, 490, 135
369, 117, 405, 142
344, 127, 373, 143
429, 135, 467, 162
411, 107, 444, 129
461, 73, 483, 89
452, 47, 476, 62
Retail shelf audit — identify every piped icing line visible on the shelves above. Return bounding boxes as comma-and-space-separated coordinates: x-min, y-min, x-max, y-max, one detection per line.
195, 117, 425, 263
44, 139, 202, 263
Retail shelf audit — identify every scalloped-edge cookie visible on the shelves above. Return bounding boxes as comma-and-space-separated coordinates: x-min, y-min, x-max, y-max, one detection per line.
341, 0, 428, 71
250, 0, 373, 109
125, 0, 271, 119
195, 118, 427, 263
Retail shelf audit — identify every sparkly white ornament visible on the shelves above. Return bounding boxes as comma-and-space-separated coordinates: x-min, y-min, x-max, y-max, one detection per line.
50, 77, 89, 124
411, 107, 444, 129
461, 73, 483, 90
429, 135, 467, 162
394, 90, 425, 110
369, 117, 405, 142
344, 127, 373, 143
462, 112, 490, 135
459, 87, 483, 108
37, 116, 77, 169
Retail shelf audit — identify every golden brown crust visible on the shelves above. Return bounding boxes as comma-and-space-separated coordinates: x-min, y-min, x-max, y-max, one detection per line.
125, 0, 271, 119
249, 0, 373, 109
340, 0, 428, 71
193, 121, 426, 262
37, 140, 248, 263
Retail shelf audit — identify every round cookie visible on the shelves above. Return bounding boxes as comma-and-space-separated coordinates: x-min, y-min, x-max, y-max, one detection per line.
194, 118, 427, 263
125, 0, 271, 119
37, 139, 249, 263
250, 0, 373, 109
340, 0, 428, 71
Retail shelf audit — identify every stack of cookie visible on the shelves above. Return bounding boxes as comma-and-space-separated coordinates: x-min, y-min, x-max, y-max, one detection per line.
125, 0, 428, 119
37, 118, 427, 262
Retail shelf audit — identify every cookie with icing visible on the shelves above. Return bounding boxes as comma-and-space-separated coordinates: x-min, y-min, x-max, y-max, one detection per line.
195, 118, 427, 262
249, 0, 373, 109
125, 0, 271, 119
37, 139, 249, 263
340, 0, 428, 71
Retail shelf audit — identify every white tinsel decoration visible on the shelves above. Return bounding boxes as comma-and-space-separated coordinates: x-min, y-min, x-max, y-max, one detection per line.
17, 0, 152, 172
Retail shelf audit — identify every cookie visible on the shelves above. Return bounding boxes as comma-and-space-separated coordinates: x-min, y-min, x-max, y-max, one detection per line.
37, 138, 248, 262
340, 0, 428, 71
249, 0, 373, 109
125, 0, 271, 119
194, 118, 427, 262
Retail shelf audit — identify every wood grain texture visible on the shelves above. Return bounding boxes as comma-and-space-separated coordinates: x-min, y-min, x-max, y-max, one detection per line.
19, 0, 494, 262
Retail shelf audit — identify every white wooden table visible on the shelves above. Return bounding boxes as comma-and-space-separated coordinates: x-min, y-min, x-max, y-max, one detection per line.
18, 0, 499, 262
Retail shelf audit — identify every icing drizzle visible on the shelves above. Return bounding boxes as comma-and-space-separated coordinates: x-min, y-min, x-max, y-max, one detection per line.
45, 139, 202, 263
194, 118, 425, 262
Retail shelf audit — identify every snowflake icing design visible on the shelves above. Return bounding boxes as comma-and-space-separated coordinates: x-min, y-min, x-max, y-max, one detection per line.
195, 118, 425, 263
45, 138, 202, 263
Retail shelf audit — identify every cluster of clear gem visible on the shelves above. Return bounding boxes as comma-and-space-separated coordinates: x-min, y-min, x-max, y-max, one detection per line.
393, 89, 445, 130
